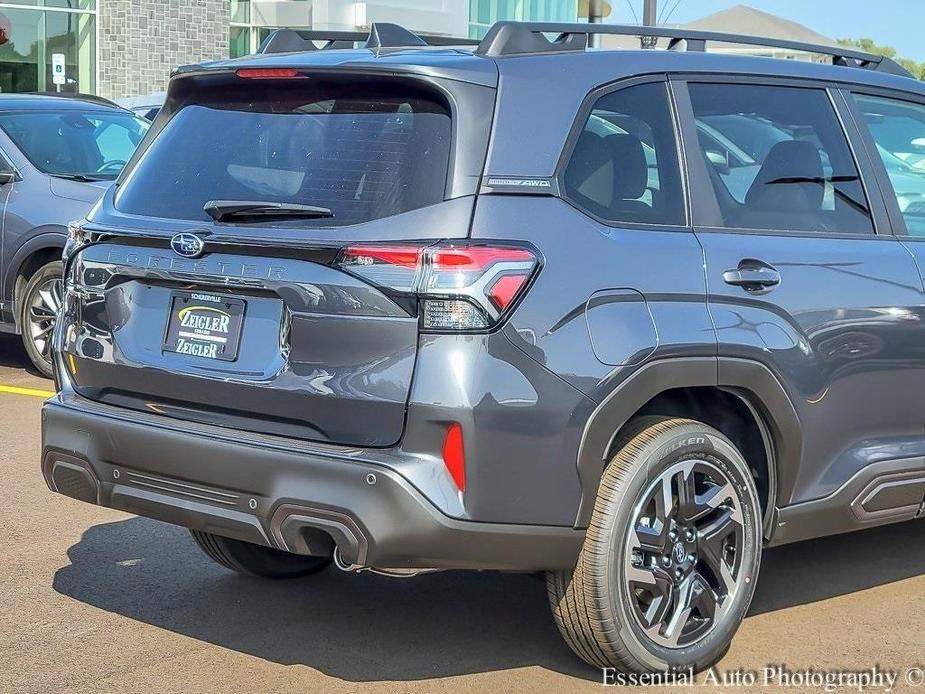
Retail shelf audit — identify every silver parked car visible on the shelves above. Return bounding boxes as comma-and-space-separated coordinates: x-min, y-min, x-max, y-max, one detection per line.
0, 93, 148, 375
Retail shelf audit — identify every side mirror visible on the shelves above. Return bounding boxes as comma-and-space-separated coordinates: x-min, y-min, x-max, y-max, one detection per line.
0, 170, 16, 185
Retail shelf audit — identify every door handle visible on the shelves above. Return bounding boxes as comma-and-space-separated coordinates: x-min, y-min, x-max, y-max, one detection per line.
722, 264, 781, 290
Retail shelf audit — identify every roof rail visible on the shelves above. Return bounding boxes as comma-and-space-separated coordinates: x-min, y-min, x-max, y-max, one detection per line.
475, 22, 914, 78
257, 22, 479, 55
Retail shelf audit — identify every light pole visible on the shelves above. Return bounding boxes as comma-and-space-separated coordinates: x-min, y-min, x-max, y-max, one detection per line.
587, 0, 605, 48
641, 0, 658, 47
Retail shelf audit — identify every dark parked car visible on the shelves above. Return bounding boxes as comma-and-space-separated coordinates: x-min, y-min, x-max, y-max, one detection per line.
0, 94, 148, 375
115, 91, 166, 122
41, 22, 925, 674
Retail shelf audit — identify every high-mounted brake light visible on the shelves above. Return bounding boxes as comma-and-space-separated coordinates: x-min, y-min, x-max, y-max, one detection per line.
337, 242, 539, 331
235, 68, 302, 79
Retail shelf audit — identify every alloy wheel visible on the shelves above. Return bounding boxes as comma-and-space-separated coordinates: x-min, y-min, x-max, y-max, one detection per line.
27, 275, 63, 365
623, 458, 745, 648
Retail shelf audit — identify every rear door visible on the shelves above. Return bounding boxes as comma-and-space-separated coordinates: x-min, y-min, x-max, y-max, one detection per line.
62, 69, 494, 447
674, 77, 925, 508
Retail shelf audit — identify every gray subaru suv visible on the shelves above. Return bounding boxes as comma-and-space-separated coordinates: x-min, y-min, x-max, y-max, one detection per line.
41, 21, 925, 673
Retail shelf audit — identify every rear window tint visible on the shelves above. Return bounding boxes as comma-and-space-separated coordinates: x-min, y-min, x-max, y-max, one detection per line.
115, 81, 452, 226
690, 83, 874, 234
563, 81, 685, 226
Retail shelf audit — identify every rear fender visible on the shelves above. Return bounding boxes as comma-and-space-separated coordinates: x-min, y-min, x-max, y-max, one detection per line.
574, 357, 802, 538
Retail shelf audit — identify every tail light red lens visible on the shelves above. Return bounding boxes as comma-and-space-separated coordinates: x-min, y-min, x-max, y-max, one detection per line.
337, 242, 538, 331
338, 244, 424, 293
442, 423, 466, 492
487, 274, 529, 312
429, 246, 535, 271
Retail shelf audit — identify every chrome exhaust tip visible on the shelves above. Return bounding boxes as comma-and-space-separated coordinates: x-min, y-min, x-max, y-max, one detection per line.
332, 547, 441, 578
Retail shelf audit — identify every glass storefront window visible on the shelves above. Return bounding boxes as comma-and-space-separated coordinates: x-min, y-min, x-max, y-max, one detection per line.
0, 1, 95, 7
230, 0, 249, 24
468, 0, 579, 38
230, 0, 309, 59
45, 10, 94, 92
0, 4, 95, 93
40, 1, 96, 9
229, 25, 250, 59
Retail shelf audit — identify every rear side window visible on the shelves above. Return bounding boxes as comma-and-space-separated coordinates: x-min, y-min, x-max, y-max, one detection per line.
563, 81, 685, 226
852, 93, 925, 236
116, 79, 452, 226
689, 83, 873, 234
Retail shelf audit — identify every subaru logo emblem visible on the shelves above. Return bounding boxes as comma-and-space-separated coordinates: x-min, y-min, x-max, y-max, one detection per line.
171, 232, 205, 259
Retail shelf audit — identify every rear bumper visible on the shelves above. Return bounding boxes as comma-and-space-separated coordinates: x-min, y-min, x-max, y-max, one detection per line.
41, 394, 584, 571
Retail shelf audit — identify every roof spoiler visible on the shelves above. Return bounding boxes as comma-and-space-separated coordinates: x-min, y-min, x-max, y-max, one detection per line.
474, 21, 914, 78
257, 22, 479, 54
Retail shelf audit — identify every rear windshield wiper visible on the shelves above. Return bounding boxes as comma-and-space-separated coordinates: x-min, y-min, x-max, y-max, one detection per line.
204, 200, 334, 223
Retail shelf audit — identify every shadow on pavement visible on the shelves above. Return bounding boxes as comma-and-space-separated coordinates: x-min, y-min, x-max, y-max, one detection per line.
0, 333, 42, 376
53, 517, 596, 682
749, 518, 925, 615
53, 514, 925, 681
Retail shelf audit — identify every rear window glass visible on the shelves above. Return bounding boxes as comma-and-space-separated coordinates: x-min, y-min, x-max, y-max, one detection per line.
115, 81, 452, 226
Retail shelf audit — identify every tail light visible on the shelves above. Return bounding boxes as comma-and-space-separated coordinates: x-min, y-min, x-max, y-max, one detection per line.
337, 242, 539, 331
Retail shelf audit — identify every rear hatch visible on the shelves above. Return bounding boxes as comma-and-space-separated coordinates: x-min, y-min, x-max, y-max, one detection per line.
61, 61, 497, 447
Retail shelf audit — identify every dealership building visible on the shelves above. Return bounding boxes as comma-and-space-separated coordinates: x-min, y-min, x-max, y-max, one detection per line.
0, 0, 580, 100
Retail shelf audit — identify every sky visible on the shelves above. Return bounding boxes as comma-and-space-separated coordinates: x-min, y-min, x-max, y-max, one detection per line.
604, 1, 925, 62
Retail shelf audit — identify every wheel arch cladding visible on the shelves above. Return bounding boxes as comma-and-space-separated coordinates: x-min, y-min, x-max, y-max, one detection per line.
574, 357, 802, 539
8, 230, 65, 304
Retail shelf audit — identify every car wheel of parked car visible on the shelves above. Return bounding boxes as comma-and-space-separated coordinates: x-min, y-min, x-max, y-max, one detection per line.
548, 417, 762, 673
189, 530, 333, 579
21, 260, 63, 379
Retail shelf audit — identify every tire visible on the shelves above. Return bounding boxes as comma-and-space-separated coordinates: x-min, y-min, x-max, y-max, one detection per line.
548, 417, 762, 674
20, 260, 63, 379
190, 530, 332, 579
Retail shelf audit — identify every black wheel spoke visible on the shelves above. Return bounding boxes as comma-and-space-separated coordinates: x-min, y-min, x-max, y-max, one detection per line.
690, 571, 719, 622
641, 571, 674, 630
654, 473, 677, 524
698, 508, 739, 596
676, 467, 698, 521
633, 475, 675, 552
634, 523, 667, 553
690, 479, 735, 523
662, 574, 697, 646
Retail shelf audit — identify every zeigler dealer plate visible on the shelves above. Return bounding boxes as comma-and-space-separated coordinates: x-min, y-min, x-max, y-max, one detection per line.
163, 291, 246, 362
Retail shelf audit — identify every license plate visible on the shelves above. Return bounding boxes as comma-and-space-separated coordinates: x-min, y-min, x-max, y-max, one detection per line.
163, 291, 246, 362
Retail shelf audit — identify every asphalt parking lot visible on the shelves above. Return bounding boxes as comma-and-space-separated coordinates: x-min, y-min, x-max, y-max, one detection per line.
1, 332, 924, 693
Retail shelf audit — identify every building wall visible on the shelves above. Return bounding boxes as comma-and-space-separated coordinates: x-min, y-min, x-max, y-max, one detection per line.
305, 0, 467, 36
98, 0, 229, 100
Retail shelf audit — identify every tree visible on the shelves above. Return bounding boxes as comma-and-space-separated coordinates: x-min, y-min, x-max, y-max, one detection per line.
838, 38, 925, 80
